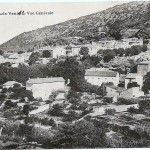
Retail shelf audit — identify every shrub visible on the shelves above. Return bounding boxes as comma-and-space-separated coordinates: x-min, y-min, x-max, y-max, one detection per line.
103, 97, 113, 103
3, 100, 17, 109
48, 104, 63, 117
79, 47, 89, 55
105, 108, 116, 115
0, 94, 7, 99
127, 106, 139, 113
63, 110, 79, 122
117, 97, 136, 105
1, 88, 7, 93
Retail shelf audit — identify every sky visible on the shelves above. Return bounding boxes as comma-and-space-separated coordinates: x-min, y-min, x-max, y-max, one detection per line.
0, 1, 127, 44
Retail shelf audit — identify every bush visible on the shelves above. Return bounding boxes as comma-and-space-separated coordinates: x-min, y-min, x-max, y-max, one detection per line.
63, 110, 79, 122
139, 100, 150, 113
127, 106, 139, 113
103, 97, 113, 103
79, 47, 89, 55
0, 94, 7, 99
105, 108, 116, 115
48, 104, 63, 117
117, 98, 136, 105
3, 100, 17, 109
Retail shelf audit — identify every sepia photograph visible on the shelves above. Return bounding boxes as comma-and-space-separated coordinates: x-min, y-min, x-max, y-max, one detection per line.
0, 0, 150, 149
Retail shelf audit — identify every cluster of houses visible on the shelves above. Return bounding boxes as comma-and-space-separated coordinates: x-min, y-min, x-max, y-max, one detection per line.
2, 59, 150, 103
36, 38, 143, 58
0, 52, 31, 67
0, 36, 147, 67
84, 67, 144, 102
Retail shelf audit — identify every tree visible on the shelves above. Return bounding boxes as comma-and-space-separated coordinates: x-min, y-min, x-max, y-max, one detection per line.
4, 100, 17, 109
48, 104, 63, 117
0, 50, 4, 55
28, 52, 41, 65
105, 108, 116, 115
67, 90, 81, 108
103, 50, 115, 62
130, 45, 141, 56
23, 104, 30, 116
139, 100, 150, 113
108, 20, 122, 40
79, 47, 89, 55
63, 110, 79, 122
51, 120, 108, 148
141, 44, 148, 52
142, 72, 150, 94
42, 50, 52, 58
18, 51, 24, 54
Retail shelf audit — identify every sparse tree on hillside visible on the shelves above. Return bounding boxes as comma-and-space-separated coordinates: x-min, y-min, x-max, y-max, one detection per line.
42, 50, 52, 58
79, 47, 89, 55
28, 52, 41, 65
0, 50, 4, 55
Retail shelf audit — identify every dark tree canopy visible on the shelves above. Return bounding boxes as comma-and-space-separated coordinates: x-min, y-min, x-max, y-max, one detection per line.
79, 47, 89, 55
42, 50, 52, 58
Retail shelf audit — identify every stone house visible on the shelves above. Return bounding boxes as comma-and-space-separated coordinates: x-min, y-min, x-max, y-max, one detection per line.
85, 68, 119, 86
137, 61, 150, 76
26, 77, 66, 100
125, 73, 143, 90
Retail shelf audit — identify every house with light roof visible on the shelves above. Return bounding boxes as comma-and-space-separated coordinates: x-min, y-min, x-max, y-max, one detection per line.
3, 81, 21, 89
85, 68, 119, 86
26, 77, 66, 100
125, 73, 143, 89
137, 61, 150, 76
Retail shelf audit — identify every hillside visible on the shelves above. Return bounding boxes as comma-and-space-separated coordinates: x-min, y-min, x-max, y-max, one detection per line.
0, 1, 150, 52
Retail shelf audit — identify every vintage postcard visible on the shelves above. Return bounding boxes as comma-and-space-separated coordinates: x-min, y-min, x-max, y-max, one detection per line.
0, 0, 149, 149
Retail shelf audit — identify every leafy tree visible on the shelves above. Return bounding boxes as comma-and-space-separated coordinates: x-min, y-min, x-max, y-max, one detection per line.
82, 59, 93, 69
139, 100, 150, 113
63, 110, 79, 122
103, 50, 115, 62
67, 90, 81, 108
4, 100, 17, 109
51, 120, 107, 148
23, 104, 30, 116
0, 50, 4, 55
108, 20, 122, 40
142, 72, 150, 94
42, 50, 52, 58
103, 97, 113, 103
79, 47, 89, 55
141, 44, 148, 52
28, 52, 41, 65
105, 108, 116, 115
130, 45, 141, 56
48, 104, 63, 117
18, 51, 24, 54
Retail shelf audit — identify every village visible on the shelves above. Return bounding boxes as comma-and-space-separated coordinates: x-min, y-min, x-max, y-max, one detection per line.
0, 24, 150, 148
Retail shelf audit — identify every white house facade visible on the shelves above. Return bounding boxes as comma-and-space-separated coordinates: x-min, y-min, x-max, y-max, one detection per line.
26, 77, 66, 100
85, 68, 119, 86
125, 73, 143, 89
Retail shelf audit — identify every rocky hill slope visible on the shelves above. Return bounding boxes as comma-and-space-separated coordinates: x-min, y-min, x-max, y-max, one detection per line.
0, 1, 150, 52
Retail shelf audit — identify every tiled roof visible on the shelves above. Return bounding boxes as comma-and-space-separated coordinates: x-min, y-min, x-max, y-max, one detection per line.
125, 73, 140, 79
85, 69, 118, 77
138, 61, 150, 65
27, 77, 65, 84
3, 81, 20, 86
106, 84, 125, 92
